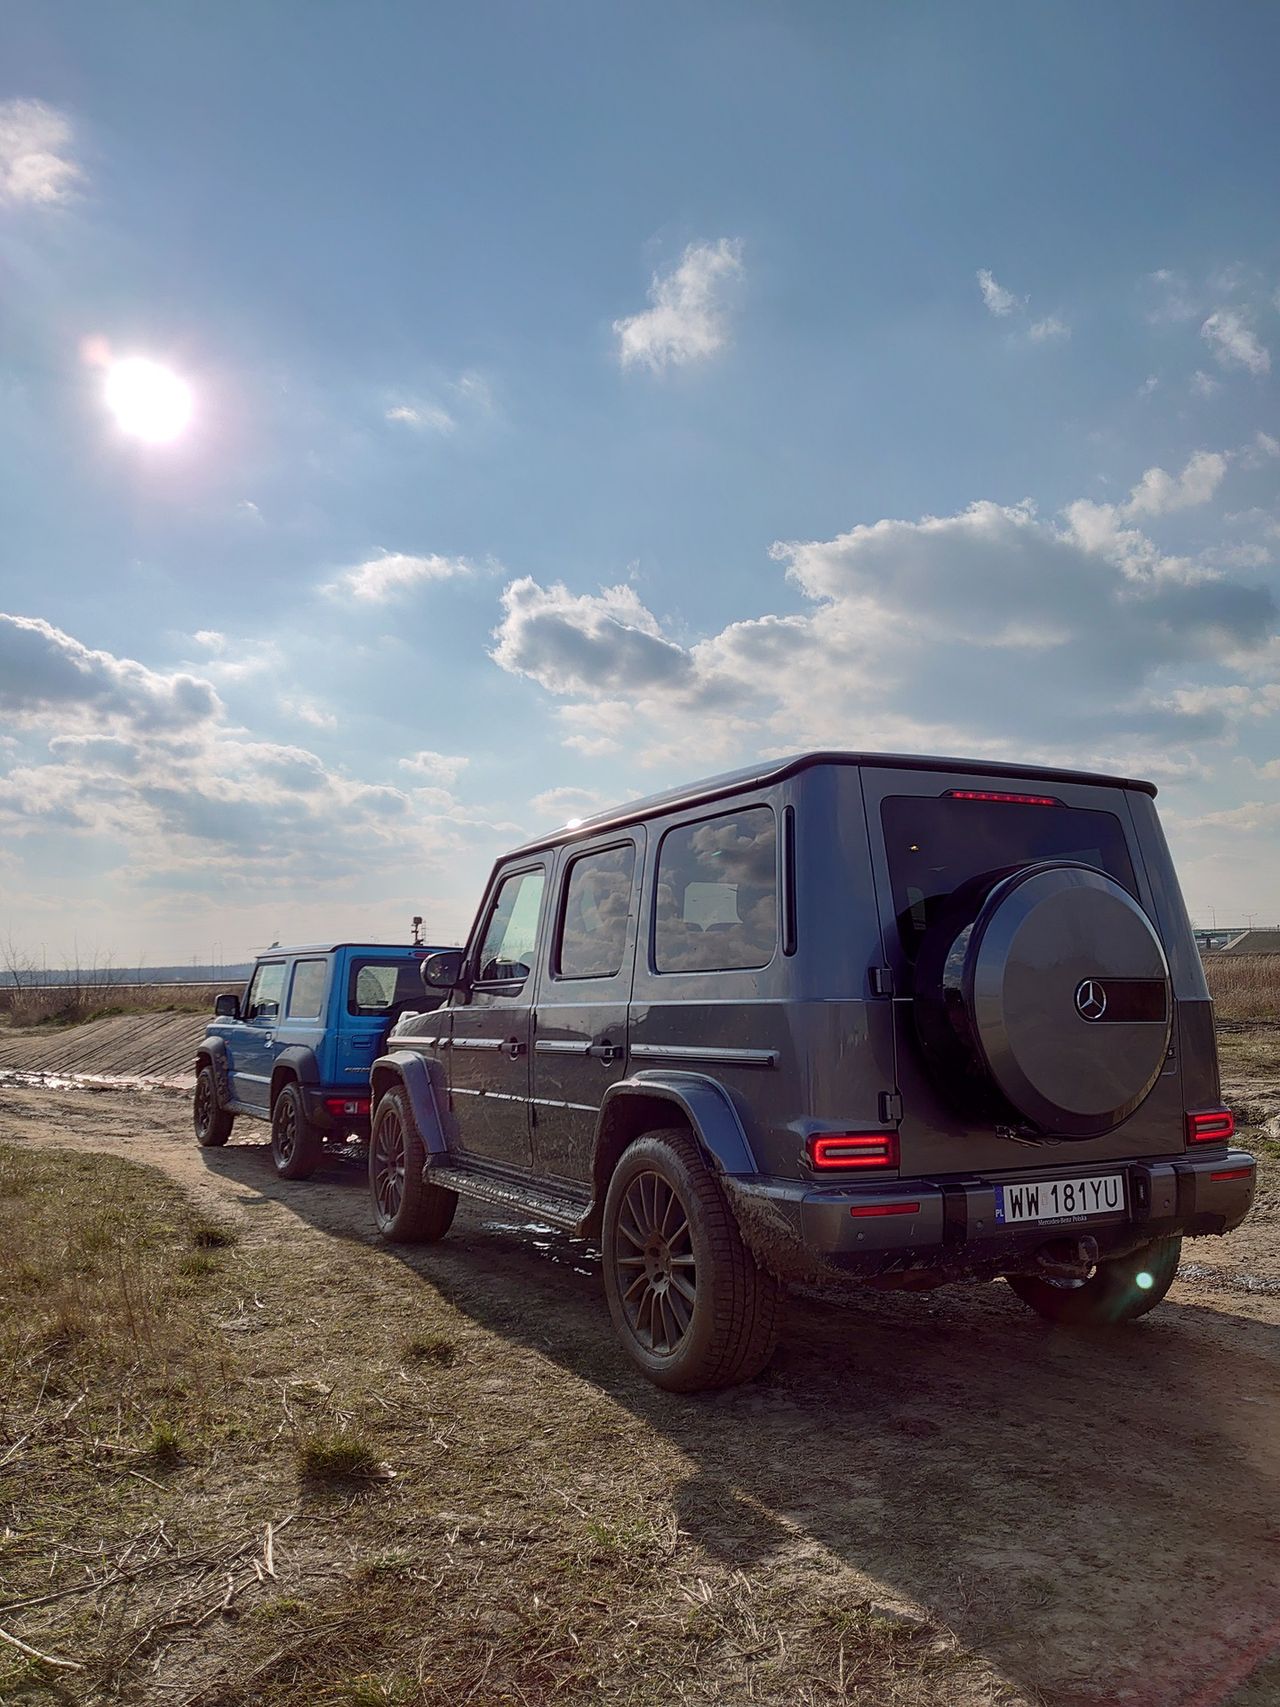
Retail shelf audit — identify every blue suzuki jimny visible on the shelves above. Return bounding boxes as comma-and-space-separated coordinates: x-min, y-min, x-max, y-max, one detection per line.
192, 942, 452, 1179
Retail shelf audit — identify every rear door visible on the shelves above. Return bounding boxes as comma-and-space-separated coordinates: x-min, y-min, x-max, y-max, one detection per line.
531, 832, 642, 1186
859, 766, 1184, 1173
227, 958, 286, 1110
338, 953, 423, 1087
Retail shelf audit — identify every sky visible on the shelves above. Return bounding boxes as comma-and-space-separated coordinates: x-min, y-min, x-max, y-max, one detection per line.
1, 0, 1278, 966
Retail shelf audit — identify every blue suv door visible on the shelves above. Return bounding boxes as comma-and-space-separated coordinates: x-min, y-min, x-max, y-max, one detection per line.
334, 950, 434, 1087
228, 958, 287, 1110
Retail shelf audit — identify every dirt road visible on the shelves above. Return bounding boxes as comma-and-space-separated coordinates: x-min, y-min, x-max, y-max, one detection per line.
2, 1074, 1279, 1707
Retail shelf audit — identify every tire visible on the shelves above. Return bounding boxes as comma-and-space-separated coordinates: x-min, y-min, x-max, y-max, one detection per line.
193, 1064, 233, 1148
601, 1127, 781, 1393
1006, 1234, 1182, 1326
270, 1081, 323, 1181
369, 1087, 457, 1243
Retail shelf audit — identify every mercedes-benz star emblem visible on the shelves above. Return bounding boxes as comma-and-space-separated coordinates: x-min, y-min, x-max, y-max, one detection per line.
1075, 979, 1108, 1021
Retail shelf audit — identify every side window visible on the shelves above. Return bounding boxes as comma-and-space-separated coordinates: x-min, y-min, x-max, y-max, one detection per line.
286, 959, 327, 1020
475, 867, 545, 985
348, 960, 422, 1014
654, 807, 777, 974
245, 960, 286, 1023
556, 843, 636, 979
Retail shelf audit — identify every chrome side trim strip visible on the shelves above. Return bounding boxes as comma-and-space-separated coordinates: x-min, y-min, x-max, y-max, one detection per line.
627, 1043, 779, 1068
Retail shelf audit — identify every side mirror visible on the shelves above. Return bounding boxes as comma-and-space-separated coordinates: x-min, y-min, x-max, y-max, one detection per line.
421, 950, 465, 991
214, 992, 240, 1020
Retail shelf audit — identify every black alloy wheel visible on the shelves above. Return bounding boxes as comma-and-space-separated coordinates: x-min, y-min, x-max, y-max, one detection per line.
371, 1104, 408, 1225
270, 1082, 321, 1181
192, 1064, 233, 1147
367, 1088, 457, 1243
613, 1169, 699, 1355
601, 1128, 780, 1392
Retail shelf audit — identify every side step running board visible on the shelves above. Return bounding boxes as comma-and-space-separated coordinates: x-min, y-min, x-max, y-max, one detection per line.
425, 1163, 591, 1233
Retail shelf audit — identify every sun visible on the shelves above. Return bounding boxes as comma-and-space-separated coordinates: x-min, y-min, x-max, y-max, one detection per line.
103, 357, 194, 443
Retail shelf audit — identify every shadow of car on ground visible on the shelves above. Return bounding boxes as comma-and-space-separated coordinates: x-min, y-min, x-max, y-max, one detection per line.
202, 1139, 1280, 1707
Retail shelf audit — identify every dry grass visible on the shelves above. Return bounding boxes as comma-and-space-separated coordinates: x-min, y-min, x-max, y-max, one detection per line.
1204, 954, 1280, 1022
0, 1143, 1021, 1707
0, 981, 221, 1028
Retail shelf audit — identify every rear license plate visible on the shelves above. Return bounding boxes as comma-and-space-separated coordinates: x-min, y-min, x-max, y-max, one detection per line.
995, 1173, 1126, 1226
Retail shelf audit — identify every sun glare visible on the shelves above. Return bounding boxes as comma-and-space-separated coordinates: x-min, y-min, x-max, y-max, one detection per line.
104, 357, 193, 443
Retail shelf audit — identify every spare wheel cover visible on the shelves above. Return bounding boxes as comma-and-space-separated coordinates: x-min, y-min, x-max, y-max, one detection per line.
963, 862, 1171, 1138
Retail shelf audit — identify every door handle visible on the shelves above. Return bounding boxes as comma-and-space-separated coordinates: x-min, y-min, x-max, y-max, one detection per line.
587, 1040, 623, 1063
504, 1037, 528, 1059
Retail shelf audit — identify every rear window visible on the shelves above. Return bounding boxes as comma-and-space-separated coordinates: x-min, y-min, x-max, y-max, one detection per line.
654, 806, 777, 973
882, 793, 1138, 962
348, 958, 424, 1015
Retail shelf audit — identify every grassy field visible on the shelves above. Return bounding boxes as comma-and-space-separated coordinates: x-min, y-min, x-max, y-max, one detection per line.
0, 1144, 1012, 1707
1203, 954, 1280, 1022
0, 983, 220, 1028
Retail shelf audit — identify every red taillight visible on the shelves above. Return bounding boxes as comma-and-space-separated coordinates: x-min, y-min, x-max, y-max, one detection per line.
1210, 1166, 1252, 1182
807, 1132, 899, 1170
324, 1096, 370, 1118
945, 789, 1062, 806
849, 1201, 920, 1218
1186, 1108, 1235, 1145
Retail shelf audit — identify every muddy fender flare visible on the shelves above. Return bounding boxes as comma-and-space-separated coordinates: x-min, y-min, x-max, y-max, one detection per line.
198, 1036, 231, 1106
370, 1051, 449, 1156
270, 1047, 320, 1104
597, 1072, 757, 1176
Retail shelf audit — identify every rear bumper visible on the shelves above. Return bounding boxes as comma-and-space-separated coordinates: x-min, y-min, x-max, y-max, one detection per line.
301, 1087, 371, 1140
723, 1150, 1257, 1282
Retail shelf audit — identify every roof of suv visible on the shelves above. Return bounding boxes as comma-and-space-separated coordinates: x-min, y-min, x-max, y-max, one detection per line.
507, 749, 1157, 857
251, 943, 431, 958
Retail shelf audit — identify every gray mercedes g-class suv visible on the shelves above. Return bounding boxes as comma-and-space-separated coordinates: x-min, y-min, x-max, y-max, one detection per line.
366, 752, 1254, 1391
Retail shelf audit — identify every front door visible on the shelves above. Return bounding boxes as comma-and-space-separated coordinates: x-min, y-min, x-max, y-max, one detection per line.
448, 863, 547, 1171
228, 958, 286, 1111
532, 835, 641, 1185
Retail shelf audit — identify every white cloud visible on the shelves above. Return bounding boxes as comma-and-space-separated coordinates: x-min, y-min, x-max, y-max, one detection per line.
614, 239, 743, 372
1242, 431, 1280, 470
491, 453, 1276, 774
556, 701, 635, 757
192, 630, 227, 654
0, 618, 515, 934
386, 401, 455, 434
0, 99, 82, 206
1191, 369, 1222, 399
976, 269, 1022, 317
977, 270, 1068, 341
1123, 449, 1228, 518
1201, 309, 1271, 376
1144, 269, 1198, 325
490, 578, 692, 696
398, 750, 469, 785
336, 550, 473, 602
1138, 375, 1160, 396
0, 614, 221, 732
279, 695, 338, 730
529, 785, 610, 823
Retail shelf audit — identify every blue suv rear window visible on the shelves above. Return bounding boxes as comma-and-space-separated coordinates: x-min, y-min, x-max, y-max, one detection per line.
348, 958, 423, 1015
